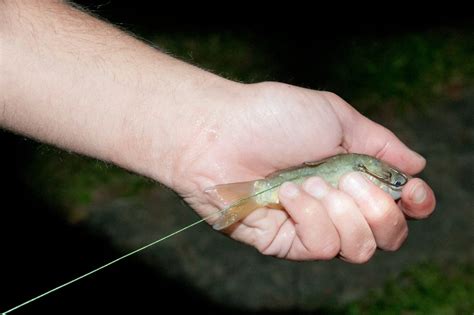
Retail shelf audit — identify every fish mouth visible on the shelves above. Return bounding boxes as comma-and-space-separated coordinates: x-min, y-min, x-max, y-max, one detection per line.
363, 176, 403, 199
355, 163, 408, 189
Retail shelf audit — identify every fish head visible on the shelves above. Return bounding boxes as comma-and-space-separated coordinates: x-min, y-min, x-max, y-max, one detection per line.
355, 157, 411, 200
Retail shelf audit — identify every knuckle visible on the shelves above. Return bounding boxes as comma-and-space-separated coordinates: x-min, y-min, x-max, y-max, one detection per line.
386, 226, 409, 251
325, 191, 353, 215
366, 198, 397, 225
353, 240, 377, 264
316, 240, 341, 260
300, 201, 323, 220
326, 189, 346, 204
320, 91, 341, 101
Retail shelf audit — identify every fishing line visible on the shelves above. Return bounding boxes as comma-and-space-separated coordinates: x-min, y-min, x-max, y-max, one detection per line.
2, 181, 287, 314
1, 211, 218, 314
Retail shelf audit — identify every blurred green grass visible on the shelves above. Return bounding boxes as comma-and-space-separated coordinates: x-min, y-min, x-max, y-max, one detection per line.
28, 26, 474, 312
153, 33, 273, 83
344, 262, 474, 315
27, 146, 153, 221
331, 31, 474, 114
153, 28, 473, 115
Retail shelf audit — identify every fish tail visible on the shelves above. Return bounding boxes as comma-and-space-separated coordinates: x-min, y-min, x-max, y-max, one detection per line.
204, 180, 261, 230
213, 198, 261, 230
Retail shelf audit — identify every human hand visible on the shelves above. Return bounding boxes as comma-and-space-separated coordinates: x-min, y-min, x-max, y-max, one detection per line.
170, 82, 435, 263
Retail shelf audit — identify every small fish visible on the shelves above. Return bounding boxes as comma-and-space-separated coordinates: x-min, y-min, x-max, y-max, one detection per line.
206, 153, 410, 230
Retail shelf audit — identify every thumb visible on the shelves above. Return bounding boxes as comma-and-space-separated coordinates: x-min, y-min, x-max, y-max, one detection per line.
322, 92, 425, 175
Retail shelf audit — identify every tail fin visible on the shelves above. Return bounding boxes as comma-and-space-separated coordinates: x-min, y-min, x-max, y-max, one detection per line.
204, 180, 261, 230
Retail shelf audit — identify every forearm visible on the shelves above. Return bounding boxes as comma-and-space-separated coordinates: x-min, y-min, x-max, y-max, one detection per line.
0, 0, 239, 186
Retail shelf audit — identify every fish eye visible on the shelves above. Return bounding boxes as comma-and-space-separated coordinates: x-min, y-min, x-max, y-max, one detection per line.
391, 172, 407, 188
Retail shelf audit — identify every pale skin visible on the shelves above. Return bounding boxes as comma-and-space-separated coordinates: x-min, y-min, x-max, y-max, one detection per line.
1, 1, 435, 263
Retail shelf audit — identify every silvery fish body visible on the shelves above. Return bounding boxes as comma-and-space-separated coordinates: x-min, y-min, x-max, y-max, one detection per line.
208, 153, 410, 230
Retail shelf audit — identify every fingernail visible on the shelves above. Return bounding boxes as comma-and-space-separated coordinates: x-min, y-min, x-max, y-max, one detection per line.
411, 183, 427, 204
340, 172, 370, 196
280, 182, 300, 198
303, 177, 329, 199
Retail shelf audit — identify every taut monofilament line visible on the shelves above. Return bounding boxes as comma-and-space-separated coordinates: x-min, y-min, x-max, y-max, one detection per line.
2, 181, 289, 314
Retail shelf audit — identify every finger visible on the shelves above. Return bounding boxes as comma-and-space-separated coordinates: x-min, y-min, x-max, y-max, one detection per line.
303, 177, 376, 264
339, 172, 408, 251
399, 178, 436, 219
321, 92, 425, 175
279, 182, 340, 260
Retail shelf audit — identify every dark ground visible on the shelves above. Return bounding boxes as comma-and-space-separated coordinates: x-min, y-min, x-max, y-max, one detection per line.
0, 5, 473, 315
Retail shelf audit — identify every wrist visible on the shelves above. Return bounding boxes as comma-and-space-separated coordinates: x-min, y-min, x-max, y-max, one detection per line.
112, 71, 247, 190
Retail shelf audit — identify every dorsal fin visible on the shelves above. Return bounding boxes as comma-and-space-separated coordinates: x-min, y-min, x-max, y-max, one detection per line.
303, 160, 326, 166
303, 155, 340, 166
265, 158, 330, 179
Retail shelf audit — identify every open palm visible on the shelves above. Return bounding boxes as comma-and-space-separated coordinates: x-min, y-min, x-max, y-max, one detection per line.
173, 82, 435, 262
